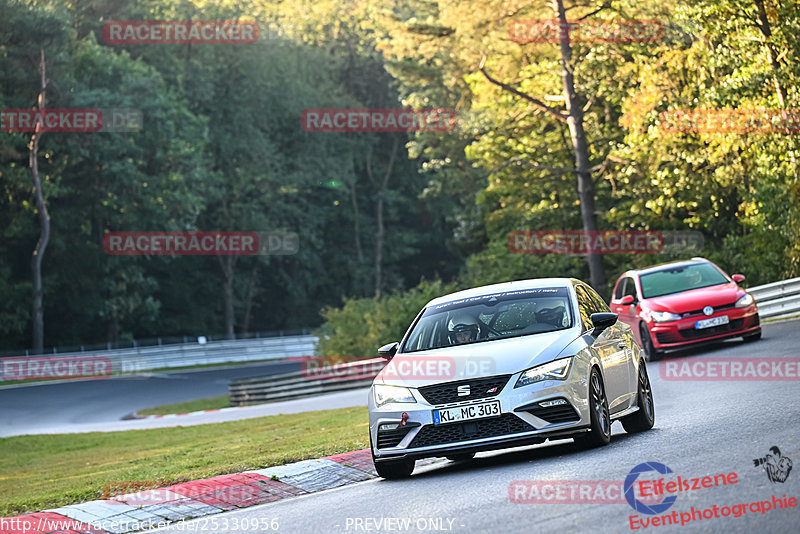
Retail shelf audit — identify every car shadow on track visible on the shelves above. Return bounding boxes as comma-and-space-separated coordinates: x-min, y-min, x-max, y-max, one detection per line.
658, 335, 757, 360
407, 429, 654, 480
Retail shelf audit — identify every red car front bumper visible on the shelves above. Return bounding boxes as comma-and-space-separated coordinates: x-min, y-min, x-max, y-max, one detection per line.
647, 305, 760, 350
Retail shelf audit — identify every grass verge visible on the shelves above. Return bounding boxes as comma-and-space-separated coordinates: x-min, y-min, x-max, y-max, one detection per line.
137, 395, 231, 416
0, 406, 368, 517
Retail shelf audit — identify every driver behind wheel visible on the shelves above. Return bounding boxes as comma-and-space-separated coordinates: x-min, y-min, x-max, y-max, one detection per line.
536, 305, 567, 328
448, 313, 479, 345
685, 268, 703, 287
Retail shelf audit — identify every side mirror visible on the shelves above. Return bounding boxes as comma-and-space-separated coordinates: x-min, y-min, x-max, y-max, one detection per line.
378, 342, 399, 359
620, 295, 635, 305
590, 312, 618, 337
732, 274, 745, 283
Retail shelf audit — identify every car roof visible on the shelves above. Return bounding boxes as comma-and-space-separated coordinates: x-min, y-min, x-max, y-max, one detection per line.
625, 257, 710, 277
424, 278, 581, 308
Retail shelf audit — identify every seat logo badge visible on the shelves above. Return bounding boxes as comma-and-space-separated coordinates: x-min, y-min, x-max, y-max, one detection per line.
457, 385, 470, 396
487, 387, 498, 393
703, 306, 714, 316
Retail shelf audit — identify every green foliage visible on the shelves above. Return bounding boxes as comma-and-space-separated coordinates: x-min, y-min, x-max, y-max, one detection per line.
316, 279, 458, 356
0, 0, 459, 350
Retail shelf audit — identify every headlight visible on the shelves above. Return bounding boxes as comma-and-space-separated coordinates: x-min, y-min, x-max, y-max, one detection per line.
735, 293, 754, 308
651, 310, 682, 323
373, 384, 416, 407
515, 357, 573, 388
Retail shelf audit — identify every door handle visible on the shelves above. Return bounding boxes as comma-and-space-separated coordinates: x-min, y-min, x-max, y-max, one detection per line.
617, 341, 627, 349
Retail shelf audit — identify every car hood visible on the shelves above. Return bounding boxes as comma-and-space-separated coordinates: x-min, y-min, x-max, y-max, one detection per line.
645, 282, 742, 313
374, 328, 580, 388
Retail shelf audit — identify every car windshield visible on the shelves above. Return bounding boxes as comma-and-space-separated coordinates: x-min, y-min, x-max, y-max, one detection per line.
402, 287, 573, 352
639, 263, 729, 298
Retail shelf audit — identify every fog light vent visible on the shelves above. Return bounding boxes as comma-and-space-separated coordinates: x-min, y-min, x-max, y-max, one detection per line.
539, 399, 568, 408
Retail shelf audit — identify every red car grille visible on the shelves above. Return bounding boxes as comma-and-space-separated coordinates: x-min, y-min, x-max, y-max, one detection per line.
680, 302, 736, 319
655, 315, 759, 345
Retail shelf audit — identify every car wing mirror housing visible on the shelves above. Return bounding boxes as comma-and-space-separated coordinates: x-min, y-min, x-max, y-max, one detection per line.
732, 274, 745, 283
378, 342, 399, 359
620, 295, 635, 305
590, 312, 618, 337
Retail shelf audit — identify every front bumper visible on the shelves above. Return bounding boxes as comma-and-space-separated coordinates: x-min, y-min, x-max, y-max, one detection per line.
369, 364, 592, 462
648, 306, 760, 350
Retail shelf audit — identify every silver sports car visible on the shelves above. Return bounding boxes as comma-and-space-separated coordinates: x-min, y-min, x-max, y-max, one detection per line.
368, 278, 655, 479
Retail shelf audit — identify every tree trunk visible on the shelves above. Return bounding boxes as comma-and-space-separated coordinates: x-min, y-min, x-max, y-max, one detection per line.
752, 0, 796, 173
107, 315, 120, 348
348, 152, 366, 296
241, 260, 258, 334
30, 48, 50, 354
753, 0, 787, 108
479, 5, 607, 289
218, 255, 236, 339
365, 138, 399, 296
554, 0, 605, 289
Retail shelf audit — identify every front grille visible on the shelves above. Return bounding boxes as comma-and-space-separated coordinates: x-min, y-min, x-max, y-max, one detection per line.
680, 302, 736, 319
520, 403, 579, 424
417, 375, 511, 405
656, 331, 681, 344
377, 425, 416, 449
679, 318, 744, 340
409, 414, 534, 449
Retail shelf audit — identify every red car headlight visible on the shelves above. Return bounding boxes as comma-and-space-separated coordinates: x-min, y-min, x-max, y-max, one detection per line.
650, 311, 682, 322
735, 293, 755, 308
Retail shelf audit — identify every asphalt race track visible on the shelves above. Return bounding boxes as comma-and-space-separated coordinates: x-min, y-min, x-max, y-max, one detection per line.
144, 319, 800, 534
0, 360, 300, 436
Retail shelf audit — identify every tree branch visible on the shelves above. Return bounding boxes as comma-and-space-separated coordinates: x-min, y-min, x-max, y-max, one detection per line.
479, 56, 568, 123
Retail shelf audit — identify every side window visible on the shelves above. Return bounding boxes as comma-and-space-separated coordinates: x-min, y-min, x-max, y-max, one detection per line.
586, 286, 611, 314
623, 278, 638, 300
613, 279, 626, 300
575, 285, 594, 331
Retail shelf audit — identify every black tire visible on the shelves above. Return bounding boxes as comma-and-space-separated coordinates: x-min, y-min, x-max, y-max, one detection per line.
446, 453, 475, 462
574, 368, 611, 448
743, 330, 762, 342
640, 323, 662, 361
370, 434, 415, 479
621, 361, 655, 433
374, 458, 415, 479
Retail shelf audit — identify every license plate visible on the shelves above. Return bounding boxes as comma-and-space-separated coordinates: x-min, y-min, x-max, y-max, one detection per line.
433, 400, 501, 425
695, 315, 729, 329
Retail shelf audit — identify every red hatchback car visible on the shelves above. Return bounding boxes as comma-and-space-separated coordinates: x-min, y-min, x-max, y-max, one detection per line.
610, 258, 761, 360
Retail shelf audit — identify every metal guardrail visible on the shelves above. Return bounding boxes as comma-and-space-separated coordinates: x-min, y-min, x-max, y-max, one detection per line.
749, 277, 800, 320
0, 329, 312, 357
0, 335, 317, 378
229, 358, 385, 406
